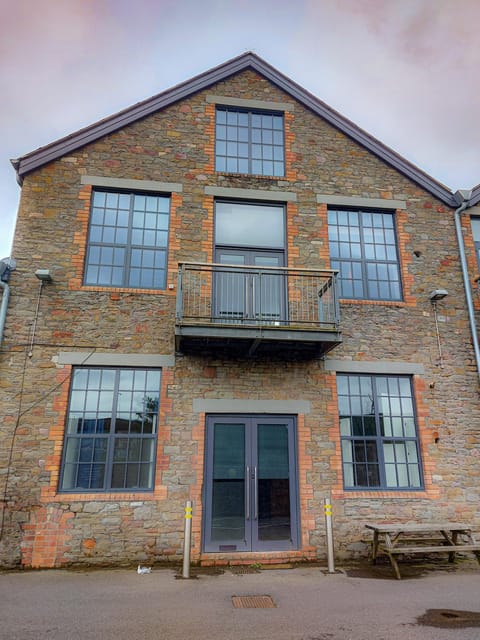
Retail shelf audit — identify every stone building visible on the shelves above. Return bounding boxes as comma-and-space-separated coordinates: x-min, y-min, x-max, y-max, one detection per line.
1, 53, 479, 568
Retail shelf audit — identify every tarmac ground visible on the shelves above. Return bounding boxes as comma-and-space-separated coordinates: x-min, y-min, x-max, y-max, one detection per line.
1, 558, 480, 639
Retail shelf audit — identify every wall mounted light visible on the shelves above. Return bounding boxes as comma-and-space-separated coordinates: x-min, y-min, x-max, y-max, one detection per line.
35, 269, 52, 283
429, 289, 448, 301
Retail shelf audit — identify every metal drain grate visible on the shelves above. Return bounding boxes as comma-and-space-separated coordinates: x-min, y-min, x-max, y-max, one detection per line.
232, 595, 276, 608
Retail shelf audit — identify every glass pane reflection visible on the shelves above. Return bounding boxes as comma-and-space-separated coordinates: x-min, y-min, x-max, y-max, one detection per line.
257, 424, 291, 541
211, 424, 245, 542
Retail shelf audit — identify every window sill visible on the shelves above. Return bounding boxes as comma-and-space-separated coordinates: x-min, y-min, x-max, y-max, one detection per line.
70, 284, 175, 295
339, 298, 406, 307
215, 171, 286, 180
332, 489, 428, 500
42, 491, 159, 502
41, 483, 168, 503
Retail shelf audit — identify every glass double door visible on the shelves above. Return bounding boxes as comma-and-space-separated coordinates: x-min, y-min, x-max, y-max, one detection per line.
203, 416, 298, 552
214, 249, 285, 324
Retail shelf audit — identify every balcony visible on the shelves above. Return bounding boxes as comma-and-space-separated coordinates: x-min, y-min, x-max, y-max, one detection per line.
175, 262, 342, 358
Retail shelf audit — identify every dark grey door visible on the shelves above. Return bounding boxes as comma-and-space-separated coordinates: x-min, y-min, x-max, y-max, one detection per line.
214, 249, 285, 324
203, 416, 298, 553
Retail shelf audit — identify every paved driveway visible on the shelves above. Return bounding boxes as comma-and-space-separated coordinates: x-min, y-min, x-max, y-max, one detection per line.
1, 563, 480, 639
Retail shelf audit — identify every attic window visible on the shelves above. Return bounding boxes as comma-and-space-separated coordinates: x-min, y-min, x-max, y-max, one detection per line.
215, 107, 284, 177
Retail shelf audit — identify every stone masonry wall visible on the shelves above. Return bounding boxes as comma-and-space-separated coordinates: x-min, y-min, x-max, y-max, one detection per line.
0, 68, 479, 567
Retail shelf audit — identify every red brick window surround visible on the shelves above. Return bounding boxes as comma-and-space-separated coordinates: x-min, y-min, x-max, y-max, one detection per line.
59, 366, 161, 493
319, 205, 415, 307
329, 373, 440, 501
84, 190, 171, 290
70, 185, 182, 295
328, 208, 402, 301
43, 364, 173, 503
337, 373, 422, 491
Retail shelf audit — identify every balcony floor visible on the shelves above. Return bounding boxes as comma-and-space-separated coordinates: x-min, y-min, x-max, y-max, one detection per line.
175, 323, 342, 359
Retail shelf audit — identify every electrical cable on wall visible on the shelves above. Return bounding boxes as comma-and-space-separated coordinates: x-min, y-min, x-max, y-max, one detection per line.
0, 348, 97, 540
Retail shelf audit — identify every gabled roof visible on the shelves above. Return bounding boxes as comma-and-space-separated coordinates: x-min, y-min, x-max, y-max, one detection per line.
12, 52, 458, 206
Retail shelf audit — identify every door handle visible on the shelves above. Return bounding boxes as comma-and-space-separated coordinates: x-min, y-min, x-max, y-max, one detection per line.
254, 466, 258, 520
246, 466, 250, 520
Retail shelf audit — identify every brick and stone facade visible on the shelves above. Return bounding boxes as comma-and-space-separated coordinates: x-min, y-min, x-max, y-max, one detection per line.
1, 54, 479, 568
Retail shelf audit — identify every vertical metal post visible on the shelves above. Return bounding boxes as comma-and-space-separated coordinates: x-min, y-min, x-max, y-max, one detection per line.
182, 500, 192, 579
324, 497, 335, 574
0, 279, 10, 347
333, 272, 340, 329
175, 264, 184, 322
28, 280, 45, 357
431, 301, 445, 369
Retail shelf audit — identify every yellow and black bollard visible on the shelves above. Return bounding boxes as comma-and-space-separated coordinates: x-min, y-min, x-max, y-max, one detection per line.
324, 497, 335, 574
182, 500, 193, 578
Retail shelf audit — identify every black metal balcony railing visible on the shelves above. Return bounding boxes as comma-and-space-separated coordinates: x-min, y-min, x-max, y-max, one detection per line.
175, 262, 341, 357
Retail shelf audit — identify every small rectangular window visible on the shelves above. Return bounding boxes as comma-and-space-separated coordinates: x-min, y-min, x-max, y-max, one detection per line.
84, 190, 170, 289
328, 208, 402, 301
60, 367, 160, 492
215, 107, 284, 177
337, 374, 423, 490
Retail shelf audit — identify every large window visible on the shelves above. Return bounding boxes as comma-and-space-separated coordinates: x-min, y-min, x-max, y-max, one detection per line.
214, 201, 286, 323
84, 190, 170, 289
337, 374, 422, 490
60, 367, 160, 492
471, 217, 480, 270
215, 107, 284, 177
328, 209, 401, 300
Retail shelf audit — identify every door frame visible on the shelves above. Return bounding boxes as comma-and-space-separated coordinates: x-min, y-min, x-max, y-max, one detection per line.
202, 414, 299, 553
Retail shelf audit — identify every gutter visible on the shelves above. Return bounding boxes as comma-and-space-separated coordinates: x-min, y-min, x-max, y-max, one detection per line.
0, 258, 16, 347
453, 189, 480, 385
0, 279, 10, 347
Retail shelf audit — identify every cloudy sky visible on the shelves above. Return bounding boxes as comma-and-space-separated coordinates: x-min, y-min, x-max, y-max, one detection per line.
1, 0, 479, 259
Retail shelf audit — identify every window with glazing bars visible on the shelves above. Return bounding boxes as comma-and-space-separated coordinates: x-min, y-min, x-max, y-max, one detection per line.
328, 209, 401, 300
60, 368, 160, 492
84, 190, 170, 289
470, 217, 480, 270
337, 374, 422, 490
215, 107, 284, 176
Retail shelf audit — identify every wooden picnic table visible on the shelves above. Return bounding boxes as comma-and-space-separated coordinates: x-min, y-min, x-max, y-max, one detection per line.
365, 522, 480, 579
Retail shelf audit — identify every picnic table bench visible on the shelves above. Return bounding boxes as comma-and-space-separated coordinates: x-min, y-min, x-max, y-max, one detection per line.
365, 522, 480, 579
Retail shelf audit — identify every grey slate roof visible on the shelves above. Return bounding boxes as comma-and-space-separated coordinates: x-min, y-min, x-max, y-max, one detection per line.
469, 185, 480, 207
11, 52, 459, 207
